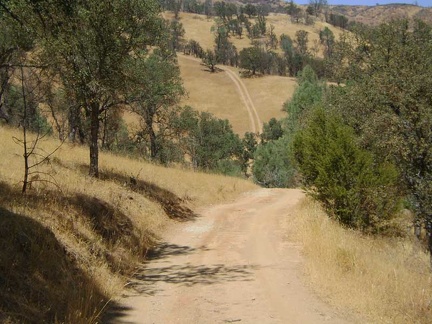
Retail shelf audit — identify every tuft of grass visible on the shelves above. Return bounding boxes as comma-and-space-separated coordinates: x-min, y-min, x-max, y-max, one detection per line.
285, 197, 432, 323
0, 125, 257, 322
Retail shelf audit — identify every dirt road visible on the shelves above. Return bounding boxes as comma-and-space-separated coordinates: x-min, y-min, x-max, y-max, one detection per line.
104, 189, 352, 324
179, 54, 262, 134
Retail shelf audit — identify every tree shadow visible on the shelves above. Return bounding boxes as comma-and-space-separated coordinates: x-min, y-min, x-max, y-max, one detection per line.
0, 188, 107, 323
129, 263, 257, 293
203, 66, 224, 73
97, 167, 198, 221
102, 241, 259, 323
145, 242, 209, 261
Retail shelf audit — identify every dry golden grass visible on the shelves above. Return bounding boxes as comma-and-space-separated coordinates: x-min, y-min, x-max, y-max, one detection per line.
0, 125, 257, 322
178, 55, 297, 134
170, 11, 343, 55
241, 74, 297, 124
285, 197, 432, 323
178, 55, 251, 134
174, 11, 343, 134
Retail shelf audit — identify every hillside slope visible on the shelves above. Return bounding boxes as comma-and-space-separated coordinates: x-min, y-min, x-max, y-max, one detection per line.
0, 126, 257, 323
330, 4, 432, 26
173, 11, 342, 134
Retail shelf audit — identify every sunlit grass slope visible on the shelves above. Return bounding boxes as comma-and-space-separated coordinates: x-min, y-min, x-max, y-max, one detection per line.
0, 126, 257, 323
285, 197, 432, 324
169, 11, 343, 55
178, 55, 297, 135
174, 11, 342, 134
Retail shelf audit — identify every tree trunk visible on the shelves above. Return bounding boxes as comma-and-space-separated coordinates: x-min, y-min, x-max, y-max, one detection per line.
427, 220, 432, 269
89, 103, 100, 178
146, 114, 157, 159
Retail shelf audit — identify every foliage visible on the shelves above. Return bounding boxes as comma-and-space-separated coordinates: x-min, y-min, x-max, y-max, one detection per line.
283, 65, 324, 132
239, 46, 262, 75
319, 27, 335, 58
171, 106, 243, 175
253, 136, 296, 188
128, 52, 184, 161
261, 118, 283, 143
241, 131, 258, 175
327, 19, 432, 249
213, 24, 238, 66
293, 108, 401, 232
252, 65, 323, 188
295, 30, 309, 56
203, 49, 217, 72
12, 0, 165, 177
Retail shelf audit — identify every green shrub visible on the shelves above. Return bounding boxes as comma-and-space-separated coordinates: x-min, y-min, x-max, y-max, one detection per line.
293, 108, 401, 232
253, 137, 297, 188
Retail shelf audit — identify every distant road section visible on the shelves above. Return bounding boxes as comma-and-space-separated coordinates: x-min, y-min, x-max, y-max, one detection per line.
179, 54, 262, 134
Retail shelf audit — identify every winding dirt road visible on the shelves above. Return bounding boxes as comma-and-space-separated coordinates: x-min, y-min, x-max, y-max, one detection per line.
104, 189, 353, 324
180, 54, 262, 134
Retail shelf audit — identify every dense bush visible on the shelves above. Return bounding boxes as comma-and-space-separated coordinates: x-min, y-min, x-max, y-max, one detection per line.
293, 108, 401, 232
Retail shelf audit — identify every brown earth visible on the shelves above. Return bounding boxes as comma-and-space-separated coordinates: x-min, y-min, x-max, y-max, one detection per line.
104, 189, 359, 324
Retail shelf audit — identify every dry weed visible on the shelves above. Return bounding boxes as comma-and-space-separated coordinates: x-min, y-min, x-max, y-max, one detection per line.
285, 197, 432, 323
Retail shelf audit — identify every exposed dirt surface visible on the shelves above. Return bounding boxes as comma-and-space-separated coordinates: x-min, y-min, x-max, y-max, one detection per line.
104, 189, 355, 324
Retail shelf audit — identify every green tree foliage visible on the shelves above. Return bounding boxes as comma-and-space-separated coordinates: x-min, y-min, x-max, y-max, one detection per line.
253, 136, 296, 188
184, 39, 204, 58
214, 1, 237, 22
0, 4, 33, 124
293, 108, 400, 232
127, 52, 184, 161
8, 0, 165, 177
319, 27, 335, 58
203, 49, 217, 72
252, 65, 322, 188
283, 65, 324, 132
169, 19, 185, 52
327, 19, 432, 250
213, 24, 238, 66
295, 30, 309, 56
308, 0, 328, 17
261, 118, 283, 143
327, 13, 349, 29
280, 34, 301, 76
239, 46, 262, 75
243, 4, 257, 18
241, 131, 258, 175
171, 106, 243, 174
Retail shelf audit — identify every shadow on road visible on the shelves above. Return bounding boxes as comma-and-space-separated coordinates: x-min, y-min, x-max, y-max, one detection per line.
102, 242, 258, 323
146, 242, 209, 261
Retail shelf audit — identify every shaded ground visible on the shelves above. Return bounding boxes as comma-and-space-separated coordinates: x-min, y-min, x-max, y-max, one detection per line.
103, 189, 356, 324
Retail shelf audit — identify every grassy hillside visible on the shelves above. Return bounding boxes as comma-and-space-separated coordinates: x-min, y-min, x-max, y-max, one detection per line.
172, 11, 343, 134
287, 197, 432, 323
178, 54, 294, 134
0, 126, 257, 323
330, 4, 432, 26
171, 11, 344, 55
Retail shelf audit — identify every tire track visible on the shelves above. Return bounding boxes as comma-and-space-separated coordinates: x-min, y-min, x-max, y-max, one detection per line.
179, 54, 262, 134
222, 67, 262, 133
